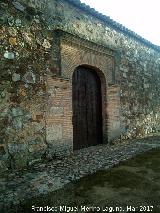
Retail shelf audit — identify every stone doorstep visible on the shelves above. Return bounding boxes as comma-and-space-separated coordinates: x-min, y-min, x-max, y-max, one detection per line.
0, 138, 160, 210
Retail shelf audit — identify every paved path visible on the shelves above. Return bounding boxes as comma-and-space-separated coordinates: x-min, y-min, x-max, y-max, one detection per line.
0, 136, 160, 211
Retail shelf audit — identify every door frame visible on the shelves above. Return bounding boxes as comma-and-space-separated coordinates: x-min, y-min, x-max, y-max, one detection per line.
59, 30, 116, 151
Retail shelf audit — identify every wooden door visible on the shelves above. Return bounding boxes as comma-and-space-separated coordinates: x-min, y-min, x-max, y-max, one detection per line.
72, 66, 103, 150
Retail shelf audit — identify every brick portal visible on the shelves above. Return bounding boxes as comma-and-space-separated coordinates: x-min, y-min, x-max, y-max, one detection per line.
46, 32, 121, 156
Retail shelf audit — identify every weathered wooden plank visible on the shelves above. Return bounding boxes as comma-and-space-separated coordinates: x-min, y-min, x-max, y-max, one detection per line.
72, 66, 103, 150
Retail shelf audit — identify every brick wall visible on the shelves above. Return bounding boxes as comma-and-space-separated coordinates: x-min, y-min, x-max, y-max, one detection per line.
107, 85, 121, 141
46, 77, 72, 156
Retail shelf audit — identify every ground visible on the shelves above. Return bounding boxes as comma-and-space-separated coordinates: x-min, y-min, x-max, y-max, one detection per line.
13, 148, 160, 213
0, 136, 160, 212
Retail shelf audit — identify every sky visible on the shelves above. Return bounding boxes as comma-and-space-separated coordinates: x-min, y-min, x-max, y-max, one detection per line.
80, 0, 160, 46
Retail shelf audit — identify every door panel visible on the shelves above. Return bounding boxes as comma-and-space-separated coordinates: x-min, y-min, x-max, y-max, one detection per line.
72, 67, 102, 150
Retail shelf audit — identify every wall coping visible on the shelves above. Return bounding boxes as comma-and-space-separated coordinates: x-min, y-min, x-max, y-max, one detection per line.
58, 29, 114, 57
65, 0, 160, 52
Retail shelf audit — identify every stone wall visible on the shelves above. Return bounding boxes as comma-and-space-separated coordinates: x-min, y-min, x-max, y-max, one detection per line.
0, 0, 52, 170
0, 0, 160, 170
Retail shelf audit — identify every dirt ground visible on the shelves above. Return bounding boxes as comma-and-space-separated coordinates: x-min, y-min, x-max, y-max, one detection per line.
13, 148, 160, 213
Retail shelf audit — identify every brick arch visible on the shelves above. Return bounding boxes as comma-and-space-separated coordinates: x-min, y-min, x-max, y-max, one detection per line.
61, 38, 114, 85
66, 61, 109, 86
76, 64, 107, 87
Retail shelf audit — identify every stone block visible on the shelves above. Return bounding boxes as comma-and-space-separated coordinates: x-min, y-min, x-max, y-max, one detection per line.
12, 117, 23, 129
0, 146, 6, 155
10, 107, 24, 117
47, 142, 72, 158
8, 143, 28, 169
49, 107, 64, 116
8, 143, 28, 155
13, 153, 28, 169
46, 124, 63, 142
28, 140, 47, 160
0, 159, 8, 173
